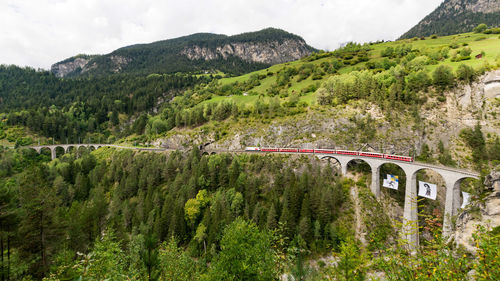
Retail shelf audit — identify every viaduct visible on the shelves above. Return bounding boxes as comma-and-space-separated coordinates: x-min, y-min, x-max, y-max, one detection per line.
24, 144, 480, 251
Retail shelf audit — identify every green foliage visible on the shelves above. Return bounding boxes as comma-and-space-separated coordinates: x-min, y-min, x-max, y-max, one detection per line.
330, 237, 366, 281
456, 63, 476, 82
460, 124, 486, 167
158, 237, 200, 281
0, 65, 208, 142
483, 27, 500, 34
474, 23, 488, 33
73, 230, 129, 280
472, 226, 500, 280
432, 65, 455, 89
207, 218, 277, 281
358, 186, 394, 251
317, 71, 379, 105
0, 148, 349, 278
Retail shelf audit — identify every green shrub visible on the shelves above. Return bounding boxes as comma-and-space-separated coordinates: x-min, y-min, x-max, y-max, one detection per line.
456, 64, 476, 82
483, 27, 500, 34
473, 23, 488, 33
432, 65, 455, 89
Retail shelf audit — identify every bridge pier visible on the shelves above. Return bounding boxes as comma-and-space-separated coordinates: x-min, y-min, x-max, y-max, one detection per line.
443, 176, 465, 238
370, 164, 381, 199
51, 147, 57, 160
402, 168, 420, 251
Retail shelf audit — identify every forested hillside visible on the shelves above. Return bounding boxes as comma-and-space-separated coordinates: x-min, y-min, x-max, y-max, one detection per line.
401, 0, 500, 38
0, 146, 357, 279
0, 65, 211, 145
51, 28, 315, 77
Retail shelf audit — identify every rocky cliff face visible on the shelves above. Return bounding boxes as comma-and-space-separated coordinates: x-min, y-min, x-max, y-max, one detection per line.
441, 0, 500, 14
453, 169, 500, 253
51, 57, 91, 78
400, 0, 500, 38
180, 38, 312, 65
51, 55, 130, 78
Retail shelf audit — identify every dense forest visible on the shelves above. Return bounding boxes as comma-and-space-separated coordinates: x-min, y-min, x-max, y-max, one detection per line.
0, 146, 357, 279
0, 65, 211, 143
0, 146, 498, 280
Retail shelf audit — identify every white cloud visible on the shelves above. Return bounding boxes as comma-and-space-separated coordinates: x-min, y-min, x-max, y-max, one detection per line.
0, 0, 443, 69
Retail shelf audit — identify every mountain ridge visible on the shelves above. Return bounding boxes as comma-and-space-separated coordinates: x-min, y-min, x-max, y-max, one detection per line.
51, 28, 316, 78
400, 0, 500, 39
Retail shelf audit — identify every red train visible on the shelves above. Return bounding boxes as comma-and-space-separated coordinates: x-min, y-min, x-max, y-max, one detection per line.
245, 147, 413, 162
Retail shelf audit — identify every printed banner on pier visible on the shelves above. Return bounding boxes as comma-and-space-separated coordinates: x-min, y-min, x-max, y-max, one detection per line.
418, 181, 437, 200
383, 174, 399, 190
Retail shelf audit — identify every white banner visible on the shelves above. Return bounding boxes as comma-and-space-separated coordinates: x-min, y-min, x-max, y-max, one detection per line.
383, 174, 399, 190
418, 181, 437, 200
461, 192, 471, 209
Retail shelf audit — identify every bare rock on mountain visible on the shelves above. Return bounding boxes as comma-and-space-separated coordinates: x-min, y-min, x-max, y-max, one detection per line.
181, 38, 312, 65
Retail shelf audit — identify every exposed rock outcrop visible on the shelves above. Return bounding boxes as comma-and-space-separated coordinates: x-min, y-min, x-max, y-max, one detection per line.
51, 57, 91, 78
453, 168, 500, 253
181, 39, 312, 65
51, 55, 130, 77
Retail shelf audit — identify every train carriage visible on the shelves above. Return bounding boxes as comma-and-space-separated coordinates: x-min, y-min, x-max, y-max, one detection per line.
359, 152, 384, 158
384, 154, 413, 162
279, 148, 299, 153
260, 148, 280, 152
313, 149, 336, 154
336, 150, 358, 156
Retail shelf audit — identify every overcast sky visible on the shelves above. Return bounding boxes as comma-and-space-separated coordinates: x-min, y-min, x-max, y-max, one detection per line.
0, 0, 443, 69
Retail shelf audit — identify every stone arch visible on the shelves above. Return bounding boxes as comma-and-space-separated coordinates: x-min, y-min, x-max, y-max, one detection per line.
39, 147, 52, 158
66, 146, 75, 154
319, 155, 342, 175
449, 175, 479, 216
210, 152, 216, 155
77, 145, 89, 155
379, 162, 407, 205
54, 146, 66, 159
345, 157, 382, 197
201, 152, 209, 156
407, 167, 448, 243
409, 167, 447, 203
345, 158, 372, 174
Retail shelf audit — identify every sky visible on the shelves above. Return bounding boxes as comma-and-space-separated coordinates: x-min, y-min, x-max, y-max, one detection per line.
0, 0, 444, 69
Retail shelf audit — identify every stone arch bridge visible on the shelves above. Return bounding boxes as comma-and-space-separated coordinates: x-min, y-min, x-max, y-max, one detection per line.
203, 149, 480, 250
25, 144, 479, 250
27, 144, 172, 160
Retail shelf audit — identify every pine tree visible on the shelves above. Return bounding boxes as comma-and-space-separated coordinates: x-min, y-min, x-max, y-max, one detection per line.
18, 165, 62, 278
266, 204, 278, 230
